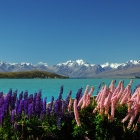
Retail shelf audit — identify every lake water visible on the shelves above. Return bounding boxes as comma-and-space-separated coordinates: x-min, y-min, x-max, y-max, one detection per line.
0, 79, 139, 102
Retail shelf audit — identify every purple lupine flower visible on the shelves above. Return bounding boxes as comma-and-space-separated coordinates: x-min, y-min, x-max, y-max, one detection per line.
50, 96, 54, 110
57, 118, 61, 129
24, 90, 28, 100
16, 99, 20, 112
62, 100, 66, 115
43, 97, 47, 114
5, 90, 12, 106
13, 90, 17, 101
14, 123, 17, 131
47, 107, 51, 117
38, 89, 42, 98
28, 94, 33, 104
17, 100, 24, 119
0, 96, 4, 107
76, 88, 82, 104
24, 100, 28, 116
35, 95, 41, 116
0, 114, 4, 127
65, 90, 72, 106
33, 92, 37, 115
3, 102, 9, 115
28, 102, 33, 119
11, 110, 15, 123
40, 99, 43, 114
10, 96, 15, 110
58, 86, 63, 100
114, 80, 116, 83
54, 98, 62, 117
19, 91, 23, 100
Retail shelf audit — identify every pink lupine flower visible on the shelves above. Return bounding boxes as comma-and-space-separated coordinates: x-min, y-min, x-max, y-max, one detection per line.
109, 80, 114, 93
122, 113, 131, 123
100, 85, 107, 115
86, 87, 94, 106
78, 85, 89, 107
123, 80, 133, 96
112, 81, 121, 97
120, 88, 131, 106
117, 83, 124, 101
96, 87, 104, 103
81, 93, 87, 110
68, 97, 73, 112
93, 105, 99, 114
104, 91, 113, 114
110, 101, 115, 121
74, 99, 81, 126
127, 115, 136, 129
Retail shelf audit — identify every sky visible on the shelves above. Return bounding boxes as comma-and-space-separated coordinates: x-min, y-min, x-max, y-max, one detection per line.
0, 0, 140, 65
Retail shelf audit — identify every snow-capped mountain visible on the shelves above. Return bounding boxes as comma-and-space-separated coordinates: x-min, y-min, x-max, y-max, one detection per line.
101, 60, 140, 70
0, 59, 140, 78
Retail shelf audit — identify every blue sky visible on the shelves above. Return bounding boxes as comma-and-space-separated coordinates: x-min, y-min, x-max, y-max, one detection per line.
0, 0, 140, 65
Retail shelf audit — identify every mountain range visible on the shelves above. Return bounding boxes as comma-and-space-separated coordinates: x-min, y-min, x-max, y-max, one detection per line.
0, 59, 140, 78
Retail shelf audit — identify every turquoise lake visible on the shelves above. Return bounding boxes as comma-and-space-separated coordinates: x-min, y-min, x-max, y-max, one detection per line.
0, 79, 139, 102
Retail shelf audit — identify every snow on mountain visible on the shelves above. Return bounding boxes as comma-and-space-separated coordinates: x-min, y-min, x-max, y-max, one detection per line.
0, 59, 140, 78
101, 60, 140, 69
56, 59, 91, 67
101, 62, 125, 69
38, 62, 48, 66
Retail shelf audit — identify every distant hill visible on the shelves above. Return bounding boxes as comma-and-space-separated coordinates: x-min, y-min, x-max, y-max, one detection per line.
91, 66, 140, 79
0, 71, 68, 79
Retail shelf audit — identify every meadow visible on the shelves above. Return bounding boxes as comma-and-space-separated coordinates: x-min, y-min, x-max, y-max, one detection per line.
0, 80, 140, 140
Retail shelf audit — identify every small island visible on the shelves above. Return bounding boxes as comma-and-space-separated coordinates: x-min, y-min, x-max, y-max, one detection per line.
0, 71, 68, 79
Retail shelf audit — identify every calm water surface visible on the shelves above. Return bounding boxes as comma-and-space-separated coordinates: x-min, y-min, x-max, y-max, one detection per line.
0, 79, 139, 102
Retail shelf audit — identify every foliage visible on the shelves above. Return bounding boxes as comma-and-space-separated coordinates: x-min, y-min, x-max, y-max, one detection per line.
0, 71, 68, 79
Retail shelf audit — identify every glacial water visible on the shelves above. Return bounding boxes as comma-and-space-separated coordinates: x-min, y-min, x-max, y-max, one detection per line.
0, 79, 139, 102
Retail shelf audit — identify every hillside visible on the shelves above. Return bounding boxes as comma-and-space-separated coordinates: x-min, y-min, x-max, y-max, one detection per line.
0, 71, 68, 79
92, 66, 140, 79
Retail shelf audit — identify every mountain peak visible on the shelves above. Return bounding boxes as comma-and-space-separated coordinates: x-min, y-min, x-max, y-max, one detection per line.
56, 59, 91, 67
75, 59, 86, 65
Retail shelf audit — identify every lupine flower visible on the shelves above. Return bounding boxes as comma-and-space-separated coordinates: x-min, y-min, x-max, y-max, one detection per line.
24, 100, 28, 116
74, 99, 81, 126
100, 85, 107, 115
17, 100, 24, 119
28, 94, 33, 104
11, 110, 15, 123
86, 87, 94, 107
76, 88, 82, 104
78, 85, 89, 107
50, 96, 54, 110
19, 91, 23, 100
68, 97, 73, 113
14, 123, 17, 131
58, 86, 63, 100
57, 118, 61, 129
65, 90, 72, 106
47, 107, 51, 117
43, 97, 47, 114
24, 90, 28, 100
28, 102, 33, 119
35, 95, 41, 116
0, 113, 4, 127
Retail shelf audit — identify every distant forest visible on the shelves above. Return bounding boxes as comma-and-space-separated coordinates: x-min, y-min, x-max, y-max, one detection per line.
0, 71, 68, 79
